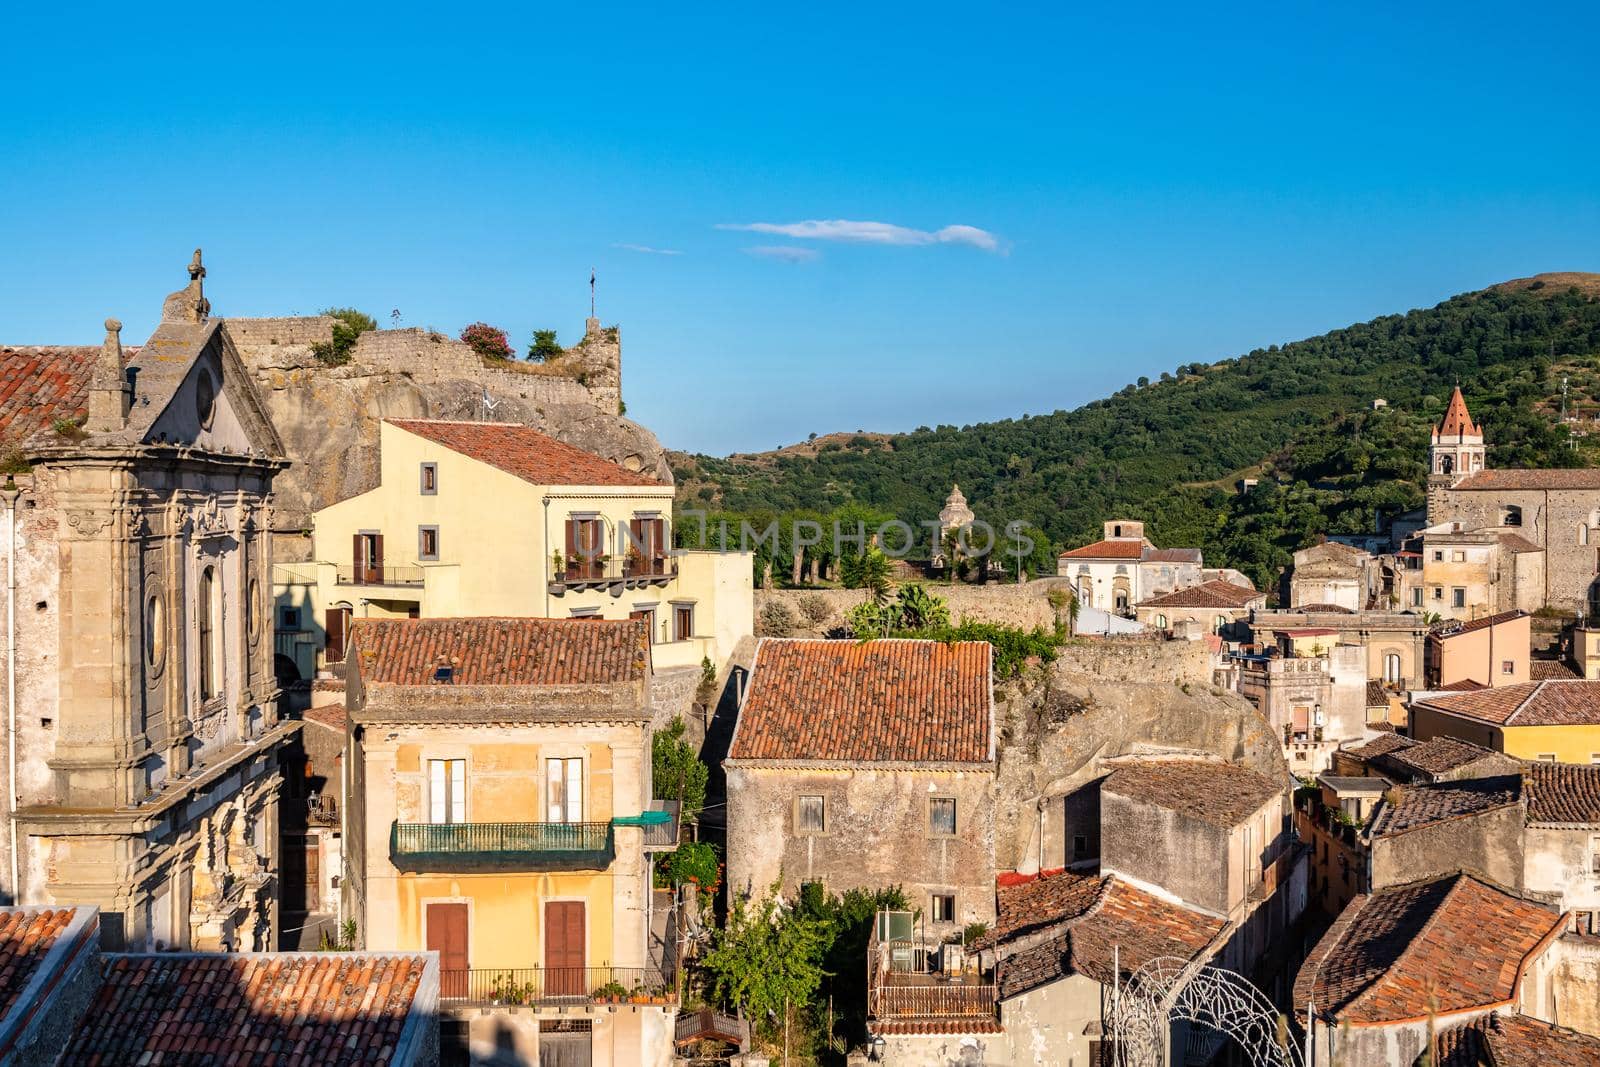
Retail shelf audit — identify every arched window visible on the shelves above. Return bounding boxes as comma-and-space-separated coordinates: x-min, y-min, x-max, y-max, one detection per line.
1438, 454, 1454, 475
1501, 505, 1522, 527
199, 566, 221, 701
1383, 652, 1402, 686
1155, 614, 1168, 629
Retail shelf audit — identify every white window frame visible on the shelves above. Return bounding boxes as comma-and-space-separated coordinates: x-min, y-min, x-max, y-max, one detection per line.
429, 758, 467, 824
547, 757, 584, 824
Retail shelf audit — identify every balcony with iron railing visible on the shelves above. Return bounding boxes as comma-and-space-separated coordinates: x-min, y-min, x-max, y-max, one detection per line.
549, 553, 678, 593
306, 796, 339, 827
335, 562, 426, 587
867, 934, 996, 1026
391, 821, 615, 871
438, 966, 672, 1008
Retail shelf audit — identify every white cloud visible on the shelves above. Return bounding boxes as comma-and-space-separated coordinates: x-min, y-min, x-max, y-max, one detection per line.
743, 245, 820, 263
717, 219, 1002, 252
613, 243, 683, 256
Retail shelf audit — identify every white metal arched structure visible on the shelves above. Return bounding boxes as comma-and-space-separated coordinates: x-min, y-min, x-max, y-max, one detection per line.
1109, 956, 1303, 1067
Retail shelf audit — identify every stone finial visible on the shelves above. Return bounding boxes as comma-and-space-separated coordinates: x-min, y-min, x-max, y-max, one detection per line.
86, 316, 131, 433
161, 247, 211, 324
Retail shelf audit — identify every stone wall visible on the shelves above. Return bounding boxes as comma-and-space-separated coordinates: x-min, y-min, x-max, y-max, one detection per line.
1369, 798, 1526, 894
755, 581, 1067, 636
225, 317, 664, 558
1438, 485, 1600, 609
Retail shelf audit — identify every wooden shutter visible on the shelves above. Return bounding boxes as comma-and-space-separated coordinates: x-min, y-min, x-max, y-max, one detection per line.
544, 901, 586, 995
628, 518, 644, 572
325, 608, 347, 662
427, 903, 469, 998
372, 533, 385, 582
352, 534, 363, 577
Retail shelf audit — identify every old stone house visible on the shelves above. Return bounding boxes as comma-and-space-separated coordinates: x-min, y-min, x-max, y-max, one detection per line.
0, 254, 297, 950
1251, 607, 1431, 693
1289, 540, 1375, 611
342, 615, 677, 1067
1415, 523, 1546, 620
1234, 641, 1367, 774
1098, 759, 1304, 990
1134, 579, 1263, 640
1426, 386, 1599, 613
1295, 873, 1566, 1067
724, 638, 997, 941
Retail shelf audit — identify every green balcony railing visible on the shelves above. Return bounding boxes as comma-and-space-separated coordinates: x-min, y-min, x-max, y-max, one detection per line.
391, 821, 613, 871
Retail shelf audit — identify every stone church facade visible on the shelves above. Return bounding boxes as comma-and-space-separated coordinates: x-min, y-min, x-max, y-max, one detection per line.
1427, 386, 1600, 613
0, 253, 298, 949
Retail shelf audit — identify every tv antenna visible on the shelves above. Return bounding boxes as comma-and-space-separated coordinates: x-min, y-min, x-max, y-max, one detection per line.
480, 388, 501, 421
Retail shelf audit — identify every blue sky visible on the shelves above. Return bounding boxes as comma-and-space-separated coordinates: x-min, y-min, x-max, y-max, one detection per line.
3, 2, 1597, 455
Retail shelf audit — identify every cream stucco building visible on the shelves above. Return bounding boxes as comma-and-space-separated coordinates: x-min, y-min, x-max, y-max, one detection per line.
275, 419, 751, 681
0, 254, 297, 950
343, 616, 676, 1066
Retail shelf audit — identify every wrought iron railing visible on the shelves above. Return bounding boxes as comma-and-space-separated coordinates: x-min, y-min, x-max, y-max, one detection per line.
335, 563, 425, 587
307, 796, 339, 827
438, 966, 671, 1006
552, 555, 678, 585
867, 933, 996, 1020
392, 821, 612, 866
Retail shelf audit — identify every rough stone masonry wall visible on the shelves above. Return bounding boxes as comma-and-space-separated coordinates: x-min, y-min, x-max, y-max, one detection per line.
226, 317, 666, 559
1440, 485, 1600, 609
756, 581, 1063, 635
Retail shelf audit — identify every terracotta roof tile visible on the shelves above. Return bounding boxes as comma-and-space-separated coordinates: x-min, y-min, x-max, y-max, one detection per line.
729, 639, 993, 764
869, 1018, 1005, 1035
1143, 547, 1203, 564
1431, 1012, 1600, 1067
988, 869, 1103, 945
1294, 874, 1561, 1025
995, 876, 1225, 997
1296, 603, 1357, 614
60, 953, 430, 1066
1345, 733, 1415, 761
1366, 776, 1521, 838
388, 418, 664, 487
303, 704, 348, 732
1431, 610, 1526, 638
1498, 533, 1544, 554
0, 347, 102, 445
1417, 680, 1600, 727
1524, 762, 1600, 824
0, 908, 77, 1023
1138, 580, 1262, 610
1366, 681, 1390, 707
1377, 737, 1505, 779
351, 617, 649, 686
1454, 469, 1600, 491
1102, 760, 1283, 828
1058, 538, 1146, 560
1531, 659, 1581, 681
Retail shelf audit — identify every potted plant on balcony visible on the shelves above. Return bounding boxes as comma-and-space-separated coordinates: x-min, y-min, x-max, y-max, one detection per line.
592, 979, 628, 1004
625, 546, 643, 578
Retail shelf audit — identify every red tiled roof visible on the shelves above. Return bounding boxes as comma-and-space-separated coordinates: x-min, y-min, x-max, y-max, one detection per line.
0, 908, 77, 1023
1366, 681, 1390, 707
1499, 532, 1544, 554
388, 419, 664, 487
0, 347, 100, 444
1416, 680, 1600, 727
1431, 1012, 1600, 1067
1531, 659, 1581, 681
995, 875, 1225, 997
987, 869, 1103, 946
1454, 469, 1600, 491
1058, 538, 1145, 560
1138, 580, 1261, 610
870, 1018, 1005, 1035
351, 617, 649, 686
1294, 874, 1561, 1025
1435, 386, 1481, 438
1345, 733, 1415, 761
303, 704, 347, 732
1436, 679, 1488, 692
1524, 762, 1600, 824
729, 639, 992, 764
61, 953, 430, 1065
1379, 737, 1504, 779
1431, 610, 1526, 638
1102, 760, 1283, 828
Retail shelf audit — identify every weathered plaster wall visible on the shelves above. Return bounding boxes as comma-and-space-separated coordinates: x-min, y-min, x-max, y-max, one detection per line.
755, 582, 1062, 635
877, 1031, 1000, 1067
1368, 801, 1526, 894
1526, 826, 1600, 912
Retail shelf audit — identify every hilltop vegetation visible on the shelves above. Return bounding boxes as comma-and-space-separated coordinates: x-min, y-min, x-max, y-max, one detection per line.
673, 277, 1600, 592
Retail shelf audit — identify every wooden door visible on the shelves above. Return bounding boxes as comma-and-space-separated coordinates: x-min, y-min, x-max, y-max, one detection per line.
544, 901, 585, 996
304, 844, 320, 912
427, 903, 469, 999
324, 607, 350, 663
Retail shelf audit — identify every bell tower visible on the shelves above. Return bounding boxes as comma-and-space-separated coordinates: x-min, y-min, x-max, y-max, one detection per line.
1428, 386, 1484, 522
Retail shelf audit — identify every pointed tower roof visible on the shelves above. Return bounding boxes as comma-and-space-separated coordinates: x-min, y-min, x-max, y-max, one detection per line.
1435, 386, 1480, 440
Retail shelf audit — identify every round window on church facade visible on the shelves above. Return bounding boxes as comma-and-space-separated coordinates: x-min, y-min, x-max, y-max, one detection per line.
144, 592, 165, 675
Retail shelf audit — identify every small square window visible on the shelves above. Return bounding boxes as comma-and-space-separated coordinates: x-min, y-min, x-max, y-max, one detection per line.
931, 893, 956, 924
1452, 588, 1466, 608
797, 795, 825, 834
1432, 550, 1444, 562
929, 797, 956, 836
1432, 587, 1443, 601
1502, 660, 1514, 675
280, 607, 301, 630
418, 526, 440, 561
1451, 550, 1465, 563
1072, 835, 1089, 860
420, 463, 438, 495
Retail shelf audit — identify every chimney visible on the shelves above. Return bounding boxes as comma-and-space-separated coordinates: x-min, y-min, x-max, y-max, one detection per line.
85, 318, 131, 433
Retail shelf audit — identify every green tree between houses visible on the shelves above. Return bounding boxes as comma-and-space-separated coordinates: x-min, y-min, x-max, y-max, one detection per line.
651, 716, 707, 823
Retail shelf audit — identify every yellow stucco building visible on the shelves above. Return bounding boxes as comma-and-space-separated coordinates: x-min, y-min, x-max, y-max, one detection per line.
344, 616, 678, 1065
1410, 680, 1600, 764
274, 419, 751, 681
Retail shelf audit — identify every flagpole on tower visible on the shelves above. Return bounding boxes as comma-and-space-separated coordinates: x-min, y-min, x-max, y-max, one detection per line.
590, 267, 596, 318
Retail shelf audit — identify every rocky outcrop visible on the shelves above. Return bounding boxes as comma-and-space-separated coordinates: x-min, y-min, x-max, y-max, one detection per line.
224, 316, 670, 558
995, 639, 1285, 873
